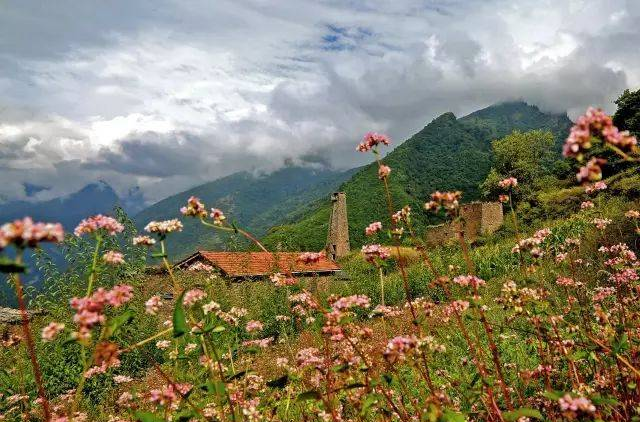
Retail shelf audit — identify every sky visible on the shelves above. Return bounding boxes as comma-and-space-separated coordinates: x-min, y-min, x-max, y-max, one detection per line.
0, 0, 639, 205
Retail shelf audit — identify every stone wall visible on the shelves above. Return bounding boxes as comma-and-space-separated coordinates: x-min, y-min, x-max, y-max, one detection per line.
424, 201, 503, 246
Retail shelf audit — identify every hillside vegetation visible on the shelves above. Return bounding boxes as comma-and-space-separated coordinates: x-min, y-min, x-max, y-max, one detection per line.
263, 101, 572, 250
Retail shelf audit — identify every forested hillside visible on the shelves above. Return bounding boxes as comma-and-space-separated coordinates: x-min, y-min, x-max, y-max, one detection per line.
263, 102, 573, 250
134, 166, 358, 259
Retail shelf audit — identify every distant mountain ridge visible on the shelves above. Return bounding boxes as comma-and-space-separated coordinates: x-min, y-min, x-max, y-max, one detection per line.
262, 101, 573, 251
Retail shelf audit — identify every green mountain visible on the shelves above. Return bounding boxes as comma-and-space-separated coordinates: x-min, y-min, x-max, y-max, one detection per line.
262, 102, 573, 250
134, 166, 358, 259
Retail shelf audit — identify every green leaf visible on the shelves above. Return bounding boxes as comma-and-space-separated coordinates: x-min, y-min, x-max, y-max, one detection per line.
266, 375, 289, 389
542, 390, 564, 401
612, 333, 630, 355
503, 408, 543, 421
440, 410, 467, 422
296, 390, 321, 402
173, 291, 188, 338
360, 394, 380, 416
134, 411, 164, 422
0, 257, 26, 274
105, 309, 134, 338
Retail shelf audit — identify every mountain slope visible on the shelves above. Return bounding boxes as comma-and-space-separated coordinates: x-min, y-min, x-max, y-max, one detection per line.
262, 102, 572, 250
134, 166, 358, 259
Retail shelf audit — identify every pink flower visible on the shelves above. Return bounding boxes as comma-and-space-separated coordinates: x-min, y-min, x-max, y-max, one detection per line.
625, 210, 640, 219
592, 218, 612, 230
580, 201, 594, 210
330, 294, 371, 311
106, 285, 134, 307
144, 219, 183, 234
558, 394, 595, 418
498, 177, 518, 189
183, 289, 207, 306
156, 340, 171, 349
383, 335, 418, 364
498, 194, 509, 203
453, 275, 486, 289
41, 322, 65, 342
103, 250, 125, 265
424, 191, 462, 215
585, 181, 607, 194
133, 235, 156, 246
365, 221, 382, 236
297, 251, 325, 264
576, 157, 606, 183
242, 337, 274, 348
246, 320, 264, 333
74, 215, 123, 237
564, 107, 636, 159
113, 375, 133, 384
356, 132, 391, 152
210, 208, 226, 226
361, 244, 391, 263
180, 196, 207, 218
556, 277, 576, 287
391, 206, 411, 224
378, 164, 391, 179
592, 286, 616, 302
270, 272, 296, 287
145, 295, 163, 315
0, 217, 64, 250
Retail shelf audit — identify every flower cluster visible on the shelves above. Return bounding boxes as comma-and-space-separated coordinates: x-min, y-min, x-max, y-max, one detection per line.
180, 196, 207, 218
297, 251, 325, 264
424, 191, 462, 215
584, 181, 607, 194
132, 235, 156, 246
356, 132, 390, 152
270, 272, 296, 287
453, 275, 486, 289
361, 244, 391, 263
383, 335, 418, 364
103, 250, 125, 265
210, 208, 226, 226
378, 164, 391, 179
144, 219, 183, 235
391, 205, 411, 224
74, 215, 124, 237
0, 217, 64, 250
70, 285, 133, 341
564, 107, 637, 159
364, 221, 382, 236
498, 177, 518, 189
577, 157, 606, 183
183, 288, 207, 306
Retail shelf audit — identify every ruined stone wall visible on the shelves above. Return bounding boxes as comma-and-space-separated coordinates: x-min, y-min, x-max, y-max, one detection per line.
424, 201, 503, 245
326, 192, 350, 259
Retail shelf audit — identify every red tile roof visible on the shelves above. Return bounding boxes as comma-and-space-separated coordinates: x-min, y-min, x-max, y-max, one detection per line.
179, 251, 340, 277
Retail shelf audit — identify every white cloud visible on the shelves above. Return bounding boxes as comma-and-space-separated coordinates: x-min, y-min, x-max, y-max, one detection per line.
0, 0, 638, 204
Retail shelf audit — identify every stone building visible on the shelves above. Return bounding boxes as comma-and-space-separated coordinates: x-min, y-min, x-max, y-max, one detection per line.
326, 192, 350, 260
425, 201, 503, 246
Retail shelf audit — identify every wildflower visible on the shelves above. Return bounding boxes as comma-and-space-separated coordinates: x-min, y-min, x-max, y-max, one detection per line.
187, 261, 213, 271
202, 301, 221, 315
210, 208, 226, 226
242, 337, 274, 348
592, 218, 612, 230
498, 177, 518, 189
365, 221, 382, 236
361, 244, 391, 263
585, 181, 607, 194
102, 250, 125, 265
580, 201, 594, 210
145, 295, 163, 315
576, 157, 606, 183
0, 217, 64, 250
297, 251, 325, 264
113, 375, 133, 384
246, 320, 264, 333
378, 164, 391, 179
564, 107, 637, 159
558, 394, 595, 419
296, 347, 323, 368
556, 277, 576, 287
132, 235, 156, 246
41, 322, 65, 342
383, 335, 418, 364
330, 294, 371, 311
443, 300, 470, 322
183, 288, 207, 306
356, 132, 390, 152
184, 343, 198, 354
106, 285, 133, 307
117, 392, 134, 407
270, 272, 296, 287
156, 340, 171, 350
180, 196, 207, 218
453, 275, 486, 289
626, 209, 640, 219
498, 194, 509, 203
592, 287, 616, 302
144, 219, 183, 235
424, 191, 462, 215
74, 215, 123, 237
391, 206, 411, 224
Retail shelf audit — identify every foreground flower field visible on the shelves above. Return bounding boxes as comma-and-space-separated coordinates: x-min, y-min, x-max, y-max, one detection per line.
1, 108, 640, 421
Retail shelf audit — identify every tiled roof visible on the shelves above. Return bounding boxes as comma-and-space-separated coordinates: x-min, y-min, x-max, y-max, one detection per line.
185, 251, 340, 277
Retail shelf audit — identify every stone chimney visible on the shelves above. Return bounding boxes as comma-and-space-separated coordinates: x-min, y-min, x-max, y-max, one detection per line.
326, 192, 350, 260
